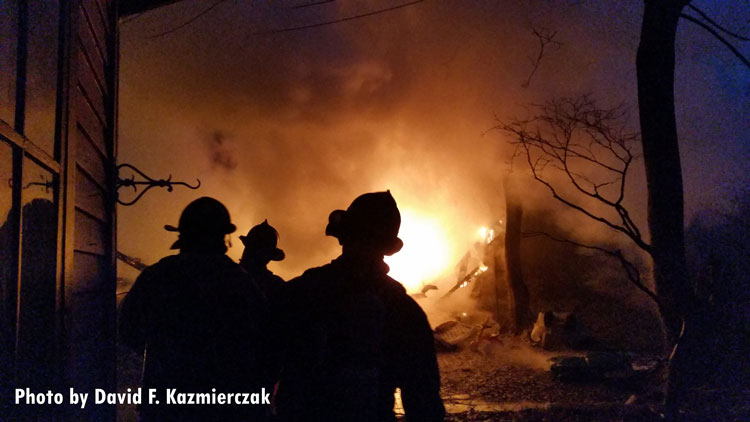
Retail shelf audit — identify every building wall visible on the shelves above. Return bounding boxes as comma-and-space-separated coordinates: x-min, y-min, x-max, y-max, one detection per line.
65, 0, 119, 420
0, 0, 119, 420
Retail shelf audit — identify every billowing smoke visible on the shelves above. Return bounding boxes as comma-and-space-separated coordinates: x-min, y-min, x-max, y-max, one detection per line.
116, 0, 749, 312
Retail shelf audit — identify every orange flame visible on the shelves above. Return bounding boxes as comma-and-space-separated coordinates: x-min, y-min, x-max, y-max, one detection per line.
385, 209, 453, 293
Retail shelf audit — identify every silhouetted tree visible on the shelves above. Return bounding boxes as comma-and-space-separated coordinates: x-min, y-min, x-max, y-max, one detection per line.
635, 0, 691, 347
496, 96, 658, 307
499, 2, 749, 417
637, 2, 749, 417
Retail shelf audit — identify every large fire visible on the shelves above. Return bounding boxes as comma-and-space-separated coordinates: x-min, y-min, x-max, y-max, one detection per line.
385, 209, 454, 293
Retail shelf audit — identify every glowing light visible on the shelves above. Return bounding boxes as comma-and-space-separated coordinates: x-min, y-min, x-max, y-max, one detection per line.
479, 264, 489, 272
478, 226, 495, 244
385, 210, 453, 293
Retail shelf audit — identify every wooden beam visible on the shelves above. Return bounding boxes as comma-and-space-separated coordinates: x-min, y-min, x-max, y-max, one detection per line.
0, 120, 62, 174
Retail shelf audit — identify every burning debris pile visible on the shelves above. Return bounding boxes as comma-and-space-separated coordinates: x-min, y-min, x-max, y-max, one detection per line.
444, 224, 500, 296
400, 202, 669, 420
433, 316, 502, 353
442, 264, 490, 297
417, 198, 664, 354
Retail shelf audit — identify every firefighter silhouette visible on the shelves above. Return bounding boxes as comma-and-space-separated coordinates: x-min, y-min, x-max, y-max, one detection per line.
119, 197, 270, 422
276, 191, 445, 422
240, 220, 286, 303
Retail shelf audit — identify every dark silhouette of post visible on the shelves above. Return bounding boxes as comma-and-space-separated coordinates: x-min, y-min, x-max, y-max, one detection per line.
504, 176, 532, 334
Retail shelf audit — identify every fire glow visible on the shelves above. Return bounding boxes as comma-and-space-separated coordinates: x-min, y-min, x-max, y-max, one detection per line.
478, 226, 495, 244
458, 264, 489, 289
385, 210, 453, 293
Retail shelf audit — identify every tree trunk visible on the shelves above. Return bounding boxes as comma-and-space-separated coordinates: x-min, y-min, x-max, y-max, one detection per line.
636, 1, 697, 417
636, 0, 691, 346
504, 176, 532, 334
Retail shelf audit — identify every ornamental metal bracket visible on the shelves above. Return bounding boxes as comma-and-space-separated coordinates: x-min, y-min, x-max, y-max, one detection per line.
116, 163, 200, 206
7, 176, 55, 193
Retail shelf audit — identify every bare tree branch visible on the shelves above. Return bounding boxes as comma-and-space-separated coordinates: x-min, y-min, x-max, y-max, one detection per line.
147, 0, 230, 39
522, 231, 661, 309
494, 96, 651, 253
686, 4, 749, 42
680, 13, 750, 69
522, 27, 561, 88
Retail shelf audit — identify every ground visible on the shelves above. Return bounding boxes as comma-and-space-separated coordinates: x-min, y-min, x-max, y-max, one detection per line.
118, 336, 663, 422
433, 339, 663, 422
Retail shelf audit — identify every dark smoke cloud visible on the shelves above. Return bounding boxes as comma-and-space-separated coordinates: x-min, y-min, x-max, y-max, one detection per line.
205, 130, 238, 171
117, 0, 749, 281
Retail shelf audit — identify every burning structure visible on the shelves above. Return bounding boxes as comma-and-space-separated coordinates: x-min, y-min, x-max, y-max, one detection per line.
2, 0, 748, 420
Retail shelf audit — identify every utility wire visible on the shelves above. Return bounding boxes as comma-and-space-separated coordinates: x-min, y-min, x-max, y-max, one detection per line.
291, 0, 335, 9
254, 0, 426, 35
147, 0, 232, 39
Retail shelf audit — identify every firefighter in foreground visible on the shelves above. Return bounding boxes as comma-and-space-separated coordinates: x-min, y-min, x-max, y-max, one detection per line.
119, 197, 270, 422
240, 220, 286, 303
276, 191, 445, 422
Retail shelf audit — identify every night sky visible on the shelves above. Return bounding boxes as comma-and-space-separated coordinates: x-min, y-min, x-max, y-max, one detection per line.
115, 0, 750, 286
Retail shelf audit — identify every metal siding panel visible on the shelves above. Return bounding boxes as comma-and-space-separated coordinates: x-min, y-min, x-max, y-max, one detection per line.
72, 129, 106, 185
75, 165, 107, 222
75, 2, 107, 90
72, 87, 107, 156
73, 208, 106, 255
75, 46, 106, 102
74, 56, 106, 125
60, 0, 117, 419
76, 12, 106, 84
81, 0, 109, 44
